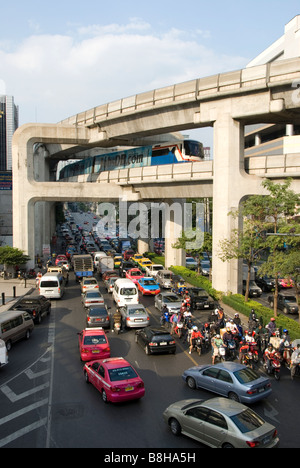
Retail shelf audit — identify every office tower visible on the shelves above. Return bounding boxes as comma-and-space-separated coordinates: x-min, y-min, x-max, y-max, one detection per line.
0, 95, 19, 171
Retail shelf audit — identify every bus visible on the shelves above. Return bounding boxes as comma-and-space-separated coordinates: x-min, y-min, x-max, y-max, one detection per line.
58, 139, 204, 179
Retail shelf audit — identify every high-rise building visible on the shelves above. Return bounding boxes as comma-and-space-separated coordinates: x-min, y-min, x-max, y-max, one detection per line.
0, 95, 19, 171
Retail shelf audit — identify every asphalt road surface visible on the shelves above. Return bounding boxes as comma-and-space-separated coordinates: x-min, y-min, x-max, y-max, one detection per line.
0, 271, 300, 450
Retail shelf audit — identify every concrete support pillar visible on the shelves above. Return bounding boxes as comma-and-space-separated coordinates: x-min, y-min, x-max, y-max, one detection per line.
138, 239, 149, 254
211, 113, 245, 294
164, 200, 185, 269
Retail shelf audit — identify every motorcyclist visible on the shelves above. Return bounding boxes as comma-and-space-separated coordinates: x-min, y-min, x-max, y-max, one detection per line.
160, 305, 169, 327
189, 326, 203, 354
266, 317, 277, 338
211, 334, 224, 364
264, 343, 275, 373
113, 308, 122, 332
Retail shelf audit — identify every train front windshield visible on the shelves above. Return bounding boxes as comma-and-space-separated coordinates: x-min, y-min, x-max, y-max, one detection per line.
184, 140, 204, 159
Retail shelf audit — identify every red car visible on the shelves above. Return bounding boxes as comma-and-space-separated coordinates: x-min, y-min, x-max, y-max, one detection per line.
77, 328, 110, 362
84, 357, 145, 403
123, 249, 135, 261
55, 254, 67, 265
126, 268, 144, 284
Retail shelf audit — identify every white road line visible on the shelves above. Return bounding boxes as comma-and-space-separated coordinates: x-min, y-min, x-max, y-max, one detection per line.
0, 398, 48, 425
25, 368, 51, 379
0, 382, 50, 403
0, 417, 48, 448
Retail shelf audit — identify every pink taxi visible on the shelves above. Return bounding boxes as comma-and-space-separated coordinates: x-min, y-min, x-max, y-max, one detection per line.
125, 268, 144, 284
77, 328, 110, 362
83, 357, 145, 403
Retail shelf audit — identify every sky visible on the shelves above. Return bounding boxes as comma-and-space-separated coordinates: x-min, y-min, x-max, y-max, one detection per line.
1, 0, 300, 149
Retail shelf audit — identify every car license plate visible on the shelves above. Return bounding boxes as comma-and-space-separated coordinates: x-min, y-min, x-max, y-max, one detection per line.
204, 304, 209, 308
258, 387, 265, 393
263, 435, 271, 445
125, 386, 134, 392
135, 319, 143, 322
92, 350, 99, 354
160, 342, 167, 346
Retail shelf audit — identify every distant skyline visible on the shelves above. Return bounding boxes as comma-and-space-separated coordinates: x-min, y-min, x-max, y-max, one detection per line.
1, 0, 299, 148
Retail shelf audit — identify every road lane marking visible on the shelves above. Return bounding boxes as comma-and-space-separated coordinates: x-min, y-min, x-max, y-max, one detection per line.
0, 418, 48, 448
1, 383, 50, 402
0, 398, 48, 425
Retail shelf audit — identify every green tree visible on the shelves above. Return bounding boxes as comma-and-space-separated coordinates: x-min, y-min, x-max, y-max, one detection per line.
218, 178, 300, 313
0, 246, 30, 274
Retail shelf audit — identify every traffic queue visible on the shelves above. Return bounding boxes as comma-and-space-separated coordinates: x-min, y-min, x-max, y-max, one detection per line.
11, 214, 298, 449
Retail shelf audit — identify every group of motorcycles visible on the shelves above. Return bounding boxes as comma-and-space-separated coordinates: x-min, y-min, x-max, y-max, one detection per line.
160, 295, 298, 381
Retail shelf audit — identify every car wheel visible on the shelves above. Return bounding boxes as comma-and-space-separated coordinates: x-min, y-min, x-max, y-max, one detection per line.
228, 392, 240, 402
283, 307, 288, 315
169, 418, 181, 436
145, 345, 150, 355
84, 371, 89, 383
187, 377, 196, 390
102, 390, 108, 403
25, 330, 31, 340
222, 443, 234, 448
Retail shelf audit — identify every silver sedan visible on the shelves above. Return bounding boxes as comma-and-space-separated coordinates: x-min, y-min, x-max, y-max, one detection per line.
119, 304, 150, 328
163, 397, 279, 448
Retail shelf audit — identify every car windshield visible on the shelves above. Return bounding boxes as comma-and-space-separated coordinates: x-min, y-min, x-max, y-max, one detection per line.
89, 309, 107, 317
120, 288, 136, 295
143, 279, 157, 285
284, 296, 297, 302
108, 366, 138, 382
83, 335, 107, 345
164, 295, 179, 303
193, 290, 207, 297
234, 368, 260, 384
129, 308, 146, 316
84, 279, 97, 285
231, 409, 265, 434
162, 274, 172, 279
153, 333, 172, 341
130, 271, 141, 276
86, 292, 101, 298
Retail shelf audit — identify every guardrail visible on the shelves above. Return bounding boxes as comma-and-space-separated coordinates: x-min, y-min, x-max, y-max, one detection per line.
60, 57, 300, 128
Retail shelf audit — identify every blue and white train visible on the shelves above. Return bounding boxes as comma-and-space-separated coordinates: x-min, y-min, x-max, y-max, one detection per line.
58, 139, 204, 179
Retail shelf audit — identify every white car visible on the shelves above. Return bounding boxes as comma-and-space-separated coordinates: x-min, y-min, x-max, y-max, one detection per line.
145, 264, 164, 277
80, 277, 99, 293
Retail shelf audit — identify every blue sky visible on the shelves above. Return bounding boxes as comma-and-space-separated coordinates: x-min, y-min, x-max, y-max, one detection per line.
1, 0, 299, 148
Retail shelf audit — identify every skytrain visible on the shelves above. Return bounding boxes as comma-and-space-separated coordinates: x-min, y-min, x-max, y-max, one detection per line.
58, 139, 204, 179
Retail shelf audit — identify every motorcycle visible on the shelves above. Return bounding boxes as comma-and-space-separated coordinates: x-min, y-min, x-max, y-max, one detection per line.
113, 319, 121, 335
225, 339, 237, 361
215, 345, 226, 362
264, 351, 281, 380
194, 337, 202, 356
240, 343, 257, 369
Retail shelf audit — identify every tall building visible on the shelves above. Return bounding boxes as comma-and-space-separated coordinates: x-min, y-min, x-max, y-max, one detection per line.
0, 95, 19, 171
0, 95, 18, 246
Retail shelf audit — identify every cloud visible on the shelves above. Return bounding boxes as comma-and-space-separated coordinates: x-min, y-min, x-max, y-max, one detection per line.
0, 21, 248, 125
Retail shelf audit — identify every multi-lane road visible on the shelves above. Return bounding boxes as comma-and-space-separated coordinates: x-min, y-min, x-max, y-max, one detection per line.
0, 270, 300, 449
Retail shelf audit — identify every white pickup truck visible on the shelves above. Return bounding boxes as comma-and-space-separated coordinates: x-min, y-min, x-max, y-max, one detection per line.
145, 263, 164, 278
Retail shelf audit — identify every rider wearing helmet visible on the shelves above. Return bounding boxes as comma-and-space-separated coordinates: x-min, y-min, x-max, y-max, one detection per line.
189, 326, 203, 354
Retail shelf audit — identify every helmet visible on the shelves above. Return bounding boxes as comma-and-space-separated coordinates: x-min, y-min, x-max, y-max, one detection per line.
271, 317, 276, 322
283, 329, 288, 333
216, 334, 221, 339
193, 326, 198, 331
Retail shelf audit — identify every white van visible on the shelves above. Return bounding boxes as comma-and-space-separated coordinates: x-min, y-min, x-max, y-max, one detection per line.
112, 278, 139, 307
93, 251, 107, 270
39, 272, 65, 299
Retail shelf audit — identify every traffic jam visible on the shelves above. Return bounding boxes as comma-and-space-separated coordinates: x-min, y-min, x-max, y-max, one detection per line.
33, 210, 300, 449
